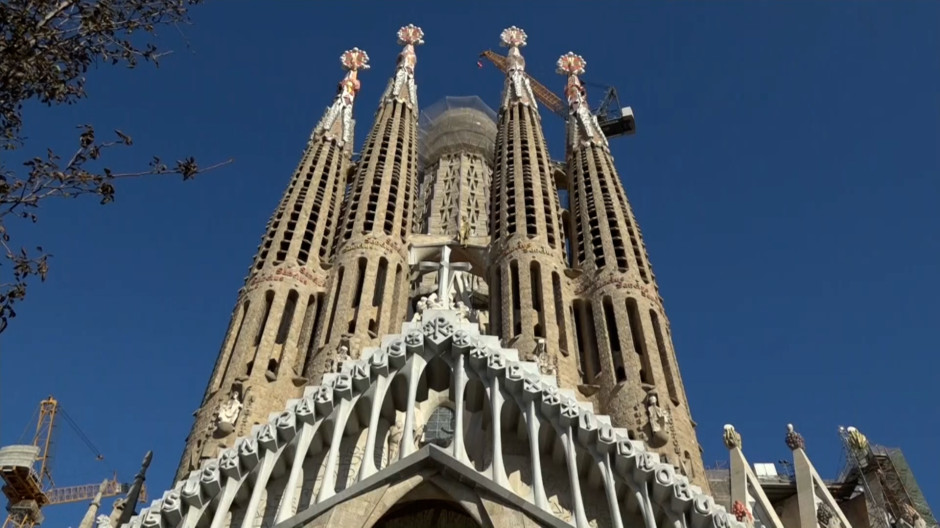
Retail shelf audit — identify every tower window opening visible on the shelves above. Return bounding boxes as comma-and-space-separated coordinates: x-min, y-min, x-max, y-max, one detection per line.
573, 299, 600, 383
370, 258, 389, 338
217, 299, 249, 390
603, 296, 626, 383
254, 290, 275, 347
324, 266, 344, 343
248, 290, 275, 375
275, 290, 299, 345
301, 292, 327, 376
651, 309, 680, 406
510, 260, 522, 337
388, 264, 403, 332
266, 358, 279, 379
530, 261, 545, 338
552, 272, 568, 355
491, 271, 502, 336
626, 297, 653, 385
349, 257, 367, 333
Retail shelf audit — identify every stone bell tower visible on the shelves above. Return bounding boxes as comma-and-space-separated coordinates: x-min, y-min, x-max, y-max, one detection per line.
558, 52, 707, 488
487, 27, 580, 389
172, 48, 370, 482
306, 25, 424, 379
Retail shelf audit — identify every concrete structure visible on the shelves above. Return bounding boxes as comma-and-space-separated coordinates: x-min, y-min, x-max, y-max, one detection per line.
103, 24, 934, 528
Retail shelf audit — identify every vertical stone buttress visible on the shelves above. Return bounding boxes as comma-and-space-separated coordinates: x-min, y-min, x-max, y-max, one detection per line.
307, 26, 424, 378
558, 53, 708, 489
173, 49, 370, 481
488, 27, 579, 389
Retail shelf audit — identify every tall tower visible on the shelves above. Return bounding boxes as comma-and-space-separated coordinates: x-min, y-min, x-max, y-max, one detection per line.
307, 26, 424, 377
411, 97, 497, 325
558, 52, 708, 488
172, 48, 370, 481
488, 27, 579, 388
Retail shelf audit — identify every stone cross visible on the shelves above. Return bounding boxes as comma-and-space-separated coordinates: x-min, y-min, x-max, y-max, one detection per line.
417, 245, 471, 307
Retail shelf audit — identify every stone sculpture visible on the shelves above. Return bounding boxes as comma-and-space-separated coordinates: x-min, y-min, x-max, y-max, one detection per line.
216, 390, 243, 433
647, 394, 669, 433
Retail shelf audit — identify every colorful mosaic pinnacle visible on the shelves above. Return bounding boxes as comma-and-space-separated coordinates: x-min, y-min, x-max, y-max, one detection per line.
397, 24, 424, 46
556, 51, 587, 77
500, 26, 527, 48
340, 48, 370, 72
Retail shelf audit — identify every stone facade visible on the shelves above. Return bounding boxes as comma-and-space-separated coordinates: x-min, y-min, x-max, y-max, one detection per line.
165, 24, 721, 526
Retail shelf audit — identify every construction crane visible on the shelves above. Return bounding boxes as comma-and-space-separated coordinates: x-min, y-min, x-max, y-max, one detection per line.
0, 396, 146, 528
479, 49, 637, 139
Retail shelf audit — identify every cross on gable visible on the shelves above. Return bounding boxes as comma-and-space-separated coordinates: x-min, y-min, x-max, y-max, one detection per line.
416, 245, 472, 304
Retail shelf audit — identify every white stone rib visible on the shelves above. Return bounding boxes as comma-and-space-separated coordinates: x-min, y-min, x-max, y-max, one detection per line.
121, 310, 742, 528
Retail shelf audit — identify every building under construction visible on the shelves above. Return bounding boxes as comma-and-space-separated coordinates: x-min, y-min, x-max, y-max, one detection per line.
706, 425, 936, 528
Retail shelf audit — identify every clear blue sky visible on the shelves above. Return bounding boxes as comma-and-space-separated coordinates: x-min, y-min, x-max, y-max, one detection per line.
2, 2, 937, 525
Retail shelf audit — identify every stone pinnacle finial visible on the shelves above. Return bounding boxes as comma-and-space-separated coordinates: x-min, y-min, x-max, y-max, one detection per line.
722, 424, 742, 449
500, 26, 528, 48
785, 423, 805, 451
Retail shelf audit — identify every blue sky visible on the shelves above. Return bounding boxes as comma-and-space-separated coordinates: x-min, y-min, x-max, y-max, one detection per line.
1, 2, 937, 525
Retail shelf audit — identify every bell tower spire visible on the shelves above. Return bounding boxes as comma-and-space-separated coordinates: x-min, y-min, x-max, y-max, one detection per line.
172, 48, 368, 481
308, 26, 423, 378
488, 27, 579, 388
558, 52, 708, 489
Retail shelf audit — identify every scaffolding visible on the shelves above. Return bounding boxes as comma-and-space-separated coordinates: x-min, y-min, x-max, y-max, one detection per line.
838, 427, 937, 528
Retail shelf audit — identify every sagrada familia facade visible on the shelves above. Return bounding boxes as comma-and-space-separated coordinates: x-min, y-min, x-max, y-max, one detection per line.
89, 25, 935, 528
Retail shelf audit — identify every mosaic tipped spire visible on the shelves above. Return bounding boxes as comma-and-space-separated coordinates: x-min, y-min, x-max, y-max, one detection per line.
500, 26, 528, 48
396, 24, 424, 72
557, 51, 605, 145
338, 48, 369, 103
557, 51, 589, 111
384, 25, 423, 106
313, 47, 369, 145
497, 26, 538, 108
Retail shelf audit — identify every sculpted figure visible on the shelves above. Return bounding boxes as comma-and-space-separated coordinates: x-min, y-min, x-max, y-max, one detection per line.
426, 292, 443, 310
335, 345, 350, 372
647, 394, 669, 433
216, 390, 243, 433
96, 515, 112, 528
455, 300, 470, 322
535, 339, 556, 377
412, 296, 428, 323
458, 214, 472, 245
387, 420, 402, 464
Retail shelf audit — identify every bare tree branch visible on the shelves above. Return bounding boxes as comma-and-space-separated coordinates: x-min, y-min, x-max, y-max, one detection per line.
0, 0, 225, 333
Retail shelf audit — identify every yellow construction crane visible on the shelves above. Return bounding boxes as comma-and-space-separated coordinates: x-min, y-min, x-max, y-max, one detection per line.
0, 396, 146, 528
479, 49, 637, 139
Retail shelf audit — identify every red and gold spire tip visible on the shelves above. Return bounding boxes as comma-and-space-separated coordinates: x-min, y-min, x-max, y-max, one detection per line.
500, 26, 528, 48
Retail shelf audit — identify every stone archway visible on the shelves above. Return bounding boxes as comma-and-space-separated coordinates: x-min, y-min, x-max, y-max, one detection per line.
372, 499, 481, 528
